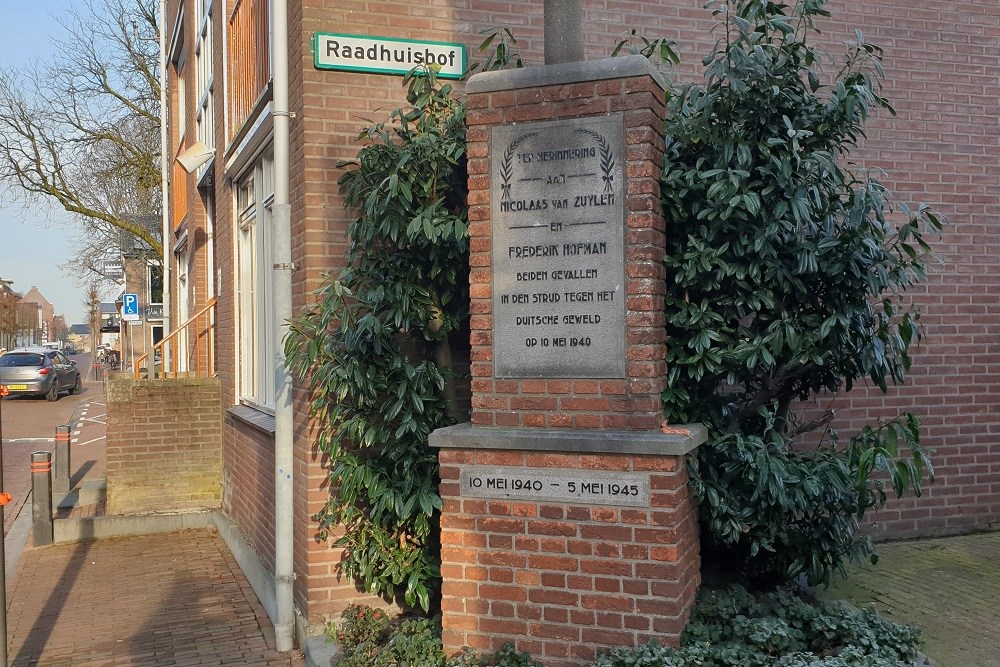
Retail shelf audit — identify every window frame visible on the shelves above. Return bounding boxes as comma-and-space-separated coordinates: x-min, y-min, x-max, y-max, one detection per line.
234, 147, 275, 412
194, 0, 215, 181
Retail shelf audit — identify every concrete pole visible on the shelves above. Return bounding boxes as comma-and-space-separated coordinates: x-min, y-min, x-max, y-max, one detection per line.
53, 424, 71, 495
544, 0, 585, 65
31, 452, 53, 547
271, 0, 296, 653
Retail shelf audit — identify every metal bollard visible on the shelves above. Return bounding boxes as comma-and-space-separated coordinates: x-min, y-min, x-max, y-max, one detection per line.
31, 451, 54, 547
54, 424, 71, 495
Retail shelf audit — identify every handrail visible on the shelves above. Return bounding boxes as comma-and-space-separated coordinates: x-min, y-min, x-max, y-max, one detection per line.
134, 296, 218, 379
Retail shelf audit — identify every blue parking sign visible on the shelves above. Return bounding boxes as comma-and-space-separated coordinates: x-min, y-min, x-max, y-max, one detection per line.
123, 293, 140, 317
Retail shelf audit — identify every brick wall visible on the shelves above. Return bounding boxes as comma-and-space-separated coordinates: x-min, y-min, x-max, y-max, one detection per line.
194, 0, 999, 637
105, 377, 222, 514
810, 1, 1000, 539
221, 416, 277, 568
438, 449, 699, 666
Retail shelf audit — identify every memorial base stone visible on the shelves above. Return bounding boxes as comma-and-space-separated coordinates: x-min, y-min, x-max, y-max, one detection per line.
431, 426, 705, 666
433, 55, 705, 666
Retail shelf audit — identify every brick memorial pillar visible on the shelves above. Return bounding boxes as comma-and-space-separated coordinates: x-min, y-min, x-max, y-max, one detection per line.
429, 56, 705, 666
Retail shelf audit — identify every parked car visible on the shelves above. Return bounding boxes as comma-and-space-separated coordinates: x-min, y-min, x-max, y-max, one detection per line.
0, 348, 82, 401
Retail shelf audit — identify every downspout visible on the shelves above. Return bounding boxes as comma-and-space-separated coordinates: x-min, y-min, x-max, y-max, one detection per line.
159, 0, 171, 367
271, 0, 295, 652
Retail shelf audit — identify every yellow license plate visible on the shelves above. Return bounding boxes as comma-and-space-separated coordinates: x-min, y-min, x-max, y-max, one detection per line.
4, 385, 27, 390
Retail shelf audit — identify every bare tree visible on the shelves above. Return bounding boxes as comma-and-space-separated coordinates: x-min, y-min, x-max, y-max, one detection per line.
0, 291, 18, 350
86, 283, 103, 356
0, 0, 162, 258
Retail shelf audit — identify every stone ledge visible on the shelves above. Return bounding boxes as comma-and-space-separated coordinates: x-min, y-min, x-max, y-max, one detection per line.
227, 404, 277, 436
105, 376, 221, 402
53, 509, 216, 544
466, 55, 666, 95
429, 422, 705, 456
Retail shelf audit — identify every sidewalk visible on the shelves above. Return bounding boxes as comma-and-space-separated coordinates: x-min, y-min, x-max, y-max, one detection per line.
4, 375, 305, 666
7, 529, 301, 666
824, 531, 1000, 667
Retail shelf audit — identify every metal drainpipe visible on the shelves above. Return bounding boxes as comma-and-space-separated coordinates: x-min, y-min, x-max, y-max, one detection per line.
158, 0, 171, 369
271, 0, 296, 652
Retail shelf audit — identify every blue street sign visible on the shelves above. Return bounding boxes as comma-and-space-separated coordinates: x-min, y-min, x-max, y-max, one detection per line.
123, 293, 140, 317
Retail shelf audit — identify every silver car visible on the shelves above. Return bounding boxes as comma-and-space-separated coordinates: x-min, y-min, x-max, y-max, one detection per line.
0, 348, 83, 401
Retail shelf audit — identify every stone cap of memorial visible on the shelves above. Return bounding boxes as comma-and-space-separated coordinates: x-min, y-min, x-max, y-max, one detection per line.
466, 54, 666, 95
429, 422, 706, 456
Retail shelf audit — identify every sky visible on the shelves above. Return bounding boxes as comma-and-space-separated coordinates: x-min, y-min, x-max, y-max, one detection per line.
0, 0, 99, 325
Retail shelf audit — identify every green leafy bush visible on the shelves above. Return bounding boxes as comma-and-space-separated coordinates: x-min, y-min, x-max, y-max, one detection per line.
596, 586, 920, 667
331, 589, 921, 667
333, 609, 449, 667
659, 0, 940, 586
482, 644, 544, 667
285, 67, 469, 611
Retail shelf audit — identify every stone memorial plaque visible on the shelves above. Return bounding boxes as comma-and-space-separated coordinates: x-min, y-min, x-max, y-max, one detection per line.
490, 114, 626, 378
460, 465, 650, 507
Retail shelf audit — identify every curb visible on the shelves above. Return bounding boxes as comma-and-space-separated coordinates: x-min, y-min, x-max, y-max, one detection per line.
53, 508, 215, 543
4, 489, 32, 586
304, 634, 338, 667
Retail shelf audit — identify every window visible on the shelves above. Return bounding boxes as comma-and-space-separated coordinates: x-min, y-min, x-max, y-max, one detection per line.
194, 0, 214, 178
0, 353, 43, 367
175, 54, 187, 143
174, 241, 191, 371
171, 32, 189, 229
148, 264, 164, 304
235, 148, 275, 410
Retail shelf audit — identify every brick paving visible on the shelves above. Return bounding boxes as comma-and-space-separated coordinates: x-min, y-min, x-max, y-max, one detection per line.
3, 371, 303, 666
6, 529, 303, 666
825, 532, 1000, 667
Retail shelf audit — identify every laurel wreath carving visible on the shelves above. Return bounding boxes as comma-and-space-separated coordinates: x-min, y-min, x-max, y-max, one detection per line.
499, 132, 539, 200
574, 128, 616, 193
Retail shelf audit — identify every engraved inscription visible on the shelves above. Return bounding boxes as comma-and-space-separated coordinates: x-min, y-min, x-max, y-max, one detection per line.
491, 115, 626, 378
460, 466, 650, 507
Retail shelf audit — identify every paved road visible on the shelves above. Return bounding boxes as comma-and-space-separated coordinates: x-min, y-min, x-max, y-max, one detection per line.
0, 352, 102, 534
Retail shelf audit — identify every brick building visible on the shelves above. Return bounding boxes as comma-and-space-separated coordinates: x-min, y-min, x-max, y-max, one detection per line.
20, 286, 55, 344
161, 0, 999, 652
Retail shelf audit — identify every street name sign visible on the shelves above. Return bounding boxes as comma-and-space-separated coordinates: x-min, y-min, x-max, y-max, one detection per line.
102, 260, 124, 280
314, 33, 465, 79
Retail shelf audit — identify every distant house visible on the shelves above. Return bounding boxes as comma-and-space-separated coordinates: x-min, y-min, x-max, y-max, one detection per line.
20, 286, 53, 344
68, 323, 91, 353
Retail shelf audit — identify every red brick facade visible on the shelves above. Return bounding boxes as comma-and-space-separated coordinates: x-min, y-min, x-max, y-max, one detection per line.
105, 377, 222, 514
438, 449, 699, 666
161, 0, 1000, 641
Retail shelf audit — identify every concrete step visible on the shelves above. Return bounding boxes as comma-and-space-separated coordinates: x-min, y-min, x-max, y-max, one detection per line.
54, 477, 107, 509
